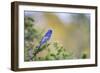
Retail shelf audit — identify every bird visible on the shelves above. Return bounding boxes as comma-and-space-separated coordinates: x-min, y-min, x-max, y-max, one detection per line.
34, 29, 53, 55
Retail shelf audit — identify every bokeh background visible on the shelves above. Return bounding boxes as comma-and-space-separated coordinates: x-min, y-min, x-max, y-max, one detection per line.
24, 11, 90, 61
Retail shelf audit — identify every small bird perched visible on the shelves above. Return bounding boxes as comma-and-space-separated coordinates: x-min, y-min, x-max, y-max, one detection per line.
34, 29, 53, 55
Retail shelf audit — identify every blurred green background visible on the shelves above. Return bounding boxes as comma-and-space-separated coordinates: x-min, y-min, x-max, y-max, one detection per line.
24, 11, 90, 61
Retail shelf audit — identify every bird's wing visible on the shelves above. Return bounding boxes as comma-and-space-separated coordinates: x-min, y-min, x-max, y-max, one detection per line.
40, 36, 48, 44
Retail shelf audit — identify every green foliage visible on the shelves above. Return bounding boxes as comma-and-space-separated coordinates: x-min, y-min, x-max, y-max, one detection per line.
81, 53, 87, 59
24, 16, 43, 61
33, 42, 72, 61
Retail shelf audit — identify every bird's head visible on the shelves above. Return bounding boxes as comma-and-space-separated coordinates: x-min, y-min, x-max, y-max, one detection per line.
48, 29, 52, 34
